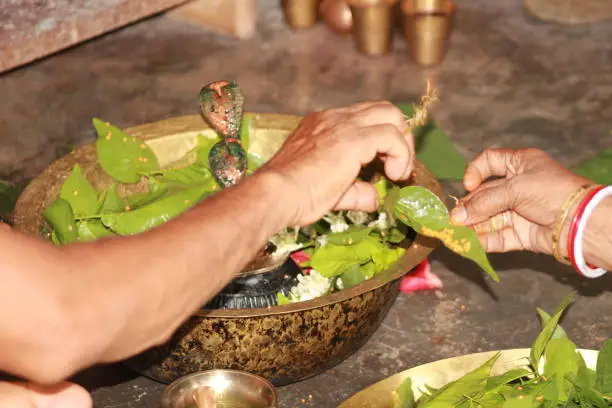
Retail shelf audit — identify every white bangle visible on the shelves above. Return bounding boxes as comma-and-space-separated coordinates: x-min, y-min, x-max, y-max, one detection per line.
572, 185, 612, 278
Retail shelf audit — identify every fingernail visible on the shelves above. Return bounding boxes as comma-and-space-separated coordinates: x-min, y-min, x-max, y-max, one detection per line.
451, 206, 467, 224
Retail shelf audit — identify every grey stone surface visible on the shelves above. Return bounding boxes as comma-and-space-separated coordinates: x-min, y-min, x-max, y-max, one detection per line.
1, 0, 611, 407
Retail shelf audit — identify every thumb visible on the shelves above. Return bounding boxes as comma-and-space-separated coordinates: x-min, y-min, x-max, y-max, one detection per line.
451, 183, 511, 226
334, 180, 378, 213
0, 381, 92, 408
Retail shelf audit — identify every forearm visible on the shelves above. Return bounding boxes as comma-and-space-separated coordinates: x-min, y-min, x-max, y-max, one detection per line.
581, 196, 612, 271
559, 193, 612, 272
0, 171, 294, 383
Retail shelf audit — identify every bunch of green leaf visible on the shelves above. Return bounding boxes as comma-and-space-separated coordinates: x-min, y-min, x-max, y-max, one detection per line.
392, 293, 612, 407
276, 175, 498, 305
43, 116, 261, 244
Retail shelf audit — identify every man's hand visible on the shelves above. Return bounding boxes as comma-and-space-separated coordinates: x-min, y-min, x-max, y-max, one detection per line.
450, 148, 590, 254
260, 101, 414, 226
0, 381, 91, 408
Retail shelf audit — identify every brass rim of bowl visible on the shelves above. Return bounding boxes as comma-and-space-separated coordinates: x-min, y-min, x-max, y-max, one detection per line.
13, 113, 444, 320
162, 368, 278, 406
238, 252, 290, 277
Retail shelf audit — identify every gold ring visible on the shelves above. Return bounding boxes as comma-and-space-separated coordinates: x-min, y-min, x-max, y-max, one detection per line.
502, 211, 511, 228
490, 217, 498, 232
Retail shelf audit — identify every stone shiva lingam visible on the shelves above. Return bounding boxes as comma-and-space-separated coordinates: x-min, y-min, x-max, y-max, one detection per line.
198, 80, 302, 310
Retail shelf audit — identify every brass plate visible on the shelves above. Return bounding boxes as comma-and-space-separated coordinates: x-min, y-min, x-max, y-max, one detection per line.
338, 348, 599, 408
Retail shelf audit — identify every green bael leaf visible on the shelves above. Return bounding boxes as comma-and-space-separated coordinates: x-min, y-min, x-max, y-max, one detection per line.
397, 103, 467, 181
392, 186, 498, 282
373, 177, 389, 207
575, 354, 597, 390
419, 353, 501, 408
77, 220, 116, 242
537, 308, 568, 340
571, 148, 612, 185
99, 184, 126, 213
573, 383, 609, 408
93, 118, 159, 183
596, 339, 612, 396
384, 227, 407, 244
338, 265, 368, 289
240, 113, 254, 152
420, 223, 498, 282
43, 198, 78, 244
101, 184, 211, 236
326, 226, 373, 246
309, 242, 371, 278
276, 292, 291, 305
501, 395, 534, 407
530, 293, 574, 370
59, 164, 99, 216
394, 186, 449, 231
392, 377, 416, 408
310, 236, 404, 279
543, 338, 581, 400
485, 367, 532, 391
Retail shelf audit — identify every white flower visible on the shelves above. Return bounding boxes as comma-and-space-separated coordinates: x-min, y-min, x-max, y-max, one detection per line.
316, 235, 328, 247
289, 270, 332, 302
368, 212, 389, 230
270, 227, 302, 255
336, 278, 344, 290
330, 221, 349, 233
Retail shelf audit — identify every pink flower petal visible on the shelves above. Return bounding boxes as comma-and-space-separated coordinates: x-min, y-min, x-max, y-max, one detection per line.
291, 250, 311, 264
400, 260, 443, 293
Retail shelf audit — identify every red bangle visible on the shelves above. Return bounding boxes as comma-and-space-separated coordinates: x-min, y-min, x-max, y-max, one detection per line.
567, 186, 604, 275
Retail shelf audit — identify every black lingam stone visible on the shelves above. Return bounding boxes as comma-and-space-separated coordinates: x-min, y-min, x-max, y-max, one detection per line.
205, 257, 302, 310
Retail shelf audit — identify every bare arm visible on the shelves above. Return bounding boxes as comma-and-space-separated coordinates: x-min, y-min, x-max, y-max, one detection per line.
0, 172, 291, 384
0, 101, 413, 385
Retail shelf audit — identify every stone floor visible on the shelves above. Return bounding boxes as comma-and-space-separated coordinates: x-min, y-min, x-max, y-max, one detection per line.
1, 1, 612, 407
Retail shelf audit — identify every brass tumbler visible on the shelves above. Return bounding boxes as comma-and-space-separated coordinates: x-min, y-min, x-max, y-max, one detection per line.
282, 0, 320, 29
349, 0, 398, 56
401, 0, 454, 66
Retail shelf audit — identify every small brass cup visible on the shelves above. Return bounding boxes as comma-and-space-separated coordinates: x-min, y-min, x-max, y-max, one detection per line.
349, 0, 398, 56
401, 0, 455, 66
160, 369, 277, 408
282, 0, 320, 29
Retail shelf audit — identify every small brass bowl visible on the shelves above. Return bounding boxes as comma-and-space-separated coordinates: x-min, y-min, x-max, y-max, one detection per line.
161, 369, 277, 408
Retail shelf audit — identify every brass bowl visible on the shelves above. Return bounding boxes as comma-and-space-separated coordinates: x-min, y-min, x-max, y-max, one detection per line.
12, 113, 444, 386
160, 369, 277, 408
339, 348, 600, 407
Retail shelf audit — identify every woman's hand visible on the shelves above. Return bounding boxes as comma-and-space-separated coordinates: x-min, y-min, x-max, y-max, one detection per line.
450, 148, 591, 255
261, 101, 414, 226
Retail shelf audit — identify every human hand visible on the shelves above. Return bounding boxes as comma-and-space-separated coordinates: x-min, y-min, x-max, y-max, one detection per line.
450, 148, 592, 254
0, 381, 91, 408
260, 101, 414, 226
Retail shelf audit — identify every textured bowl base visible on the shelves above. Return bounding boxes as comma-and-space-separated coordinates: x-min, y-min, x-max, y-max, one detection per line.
524, 0, 612, 24
123, 280, 401, 386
